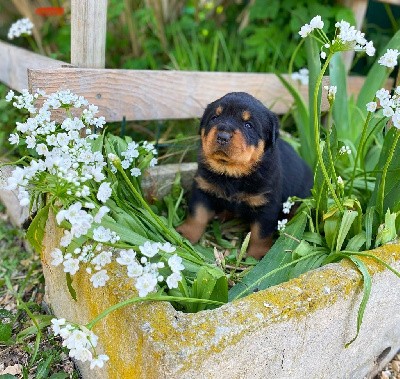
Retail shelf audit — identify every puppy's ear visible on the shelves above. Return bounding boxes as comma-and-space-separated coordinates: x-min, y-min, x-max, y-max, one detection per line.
262, 110, 279, 147
199, 103, 213, 133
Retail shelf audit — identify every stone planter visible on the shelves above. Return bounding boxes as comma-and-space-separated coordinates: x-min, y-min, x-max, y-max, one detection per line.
3, 163, 400, 378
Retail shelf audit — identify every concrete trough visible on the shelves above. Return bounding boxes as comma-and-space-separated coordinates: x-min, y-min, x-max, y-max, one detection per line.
1, 163, 400, 378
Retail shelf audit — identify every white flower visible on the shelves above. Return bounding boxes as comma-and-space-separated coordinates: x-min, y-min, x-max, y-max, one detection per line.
149, 158, 158, 167
299, 23, 313, 38
337, 176, 344, 186
91, 251, 112, 268
324, 85, 337, 100
166, 272, 182, 289
383, 106, 394, 118
376, 88, 390, 102
90, 270, 110, 288
51, 318, 66, 335
8, 133, 19, 145
63, 257, 80, 275
392, 112, 400, 129
159, 242, 176, 253
139, 241, 160, 258
291, 68, 309, 86
70, 347, 93, 362
366, 102, 377, 112
282, 198, 295, 214
365, 41, 376, 57
339, 145, 352, 155
310, 16, 324, 29
130, 168, 141, 177
93, 206, 110, 223
135, 273, 158, 297
116, 249, 137, 266
127, 262, 144, 278
36, 143, 49, 155
320, 51, 327, 59
277, 219, 288, 231
90, 354, 109, 369
97, 182, 112, 203
378, 49, 400, 69
168, 254, 185, 272
5, 90, 14, 102
92, 226, 113, 243
8, 18, 34, 39
26, 135, 36, 149
51, 248, 64, 266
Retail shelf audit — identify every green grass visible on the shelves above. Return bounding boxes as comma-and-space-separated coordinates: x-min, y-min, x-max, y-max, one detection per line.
0, 206, 80, 379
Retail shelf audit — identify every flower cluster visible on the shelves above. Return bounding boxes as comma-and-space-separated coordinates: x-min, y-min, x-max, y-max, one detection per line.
368, 86, 400, 129
299, 16, 375, 59
8, 18, 34, 39
298, 15, 324, 38
117, 242, 185, 297
282, 198, 294, 214
378, 49, 400, 69
4, 89, 107, 206
112, 140, 158, 177
51, 318, 109, 369
339, 145, 352, 155
277, 219, 288, 232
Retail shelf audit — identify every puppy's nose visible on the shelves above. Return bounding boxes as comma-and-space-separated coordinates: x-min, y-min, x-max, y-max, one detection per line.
216, 131, 232, 145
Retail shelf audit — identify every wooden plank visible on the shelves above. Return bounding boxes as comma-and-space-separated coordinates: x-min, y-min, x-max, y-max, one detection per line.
0, 41, 67, 92
28, 67, 346, 120
71, 0, 108, 68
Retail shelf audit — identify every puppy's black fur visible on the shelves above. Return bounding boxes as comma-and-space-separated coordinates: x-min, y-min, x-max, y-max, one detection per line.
177, 92, 313, 259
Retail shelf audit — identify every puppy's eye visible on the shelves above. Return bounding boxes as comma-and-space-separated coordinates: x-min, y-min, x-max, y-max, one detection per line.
244, 122, 252, 128
210, 115, 219, 121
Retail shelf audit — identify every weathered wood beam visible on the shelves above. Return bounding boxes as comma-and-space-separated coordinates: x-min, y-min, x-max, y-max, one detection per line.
28, 68, 342, 120
0, 41, 67, 92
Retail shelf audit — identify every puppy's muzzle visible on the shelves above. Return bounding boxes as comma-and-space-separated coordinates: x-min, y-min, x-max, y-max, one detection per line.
216, 131, 232, 146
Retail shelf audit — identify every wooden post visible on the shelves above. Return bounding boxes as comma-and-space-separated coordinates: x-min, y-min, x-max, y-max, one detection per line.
71, 0, 108, 68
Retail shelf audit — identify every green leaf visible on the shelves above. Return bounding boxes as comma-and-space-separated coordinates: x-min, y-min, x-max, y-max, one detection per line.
336, 210, 358, 252
66, 273, 77, 301
345, 232, 366, 252
0, 375, 17, 379
0, 323, 12, 342
36, 356, 53, 379
191, 266, 228, 312
302, 231, 324, 246
323, 210, 340, 251
330, 53, 349, 140
228, 209, 308, 301
345, 255, 371, 347
26, 202, 51, 254
288, 251, 326, 280
16, 315, 53, 340
277, 73, 312, 166
370, 128, 400, 217
364, 206, 376, 250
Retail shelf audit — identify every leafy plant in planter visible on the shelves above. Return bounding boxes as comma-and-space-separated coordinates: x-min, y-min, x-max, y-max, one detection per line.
230, 16, 400, 344
2, 15, 400, 370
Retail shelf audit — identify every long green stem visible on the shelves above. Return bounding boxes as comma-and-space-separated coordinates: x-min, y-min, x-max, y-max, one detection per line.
377, 131, 400, 216
86, 294, 225, 330
313, 53, 343, 212
348, 111, 374, 195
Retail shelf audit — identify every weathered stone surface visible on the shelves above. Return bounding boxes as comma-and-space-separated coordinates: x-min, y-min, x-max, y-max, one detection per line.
41, 210, 400, 379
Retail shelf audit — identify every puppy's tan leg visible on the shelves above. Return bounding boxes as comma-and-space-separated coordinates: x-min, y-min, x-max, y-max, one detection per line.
176, 204, 215, 244
246, 222, 273, 259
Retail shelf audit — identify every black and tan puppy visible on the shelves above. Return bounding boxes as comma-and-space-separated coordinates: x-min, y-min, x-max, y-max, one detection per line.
177, 92, 313, 259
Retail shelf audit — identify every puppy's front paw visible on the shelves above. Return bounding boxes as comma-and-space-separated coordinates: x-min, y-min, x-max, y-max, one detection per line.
176, 219, 203, 244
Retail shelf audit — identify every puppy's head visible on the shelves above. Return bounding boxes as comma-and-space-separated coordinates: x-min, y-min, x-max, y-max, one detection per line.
199, 92, 279, 177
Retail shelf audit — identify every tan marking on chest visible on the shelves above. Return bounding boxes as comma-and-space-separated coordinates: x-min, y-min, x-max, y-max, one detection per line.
195, 176, 269, 207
